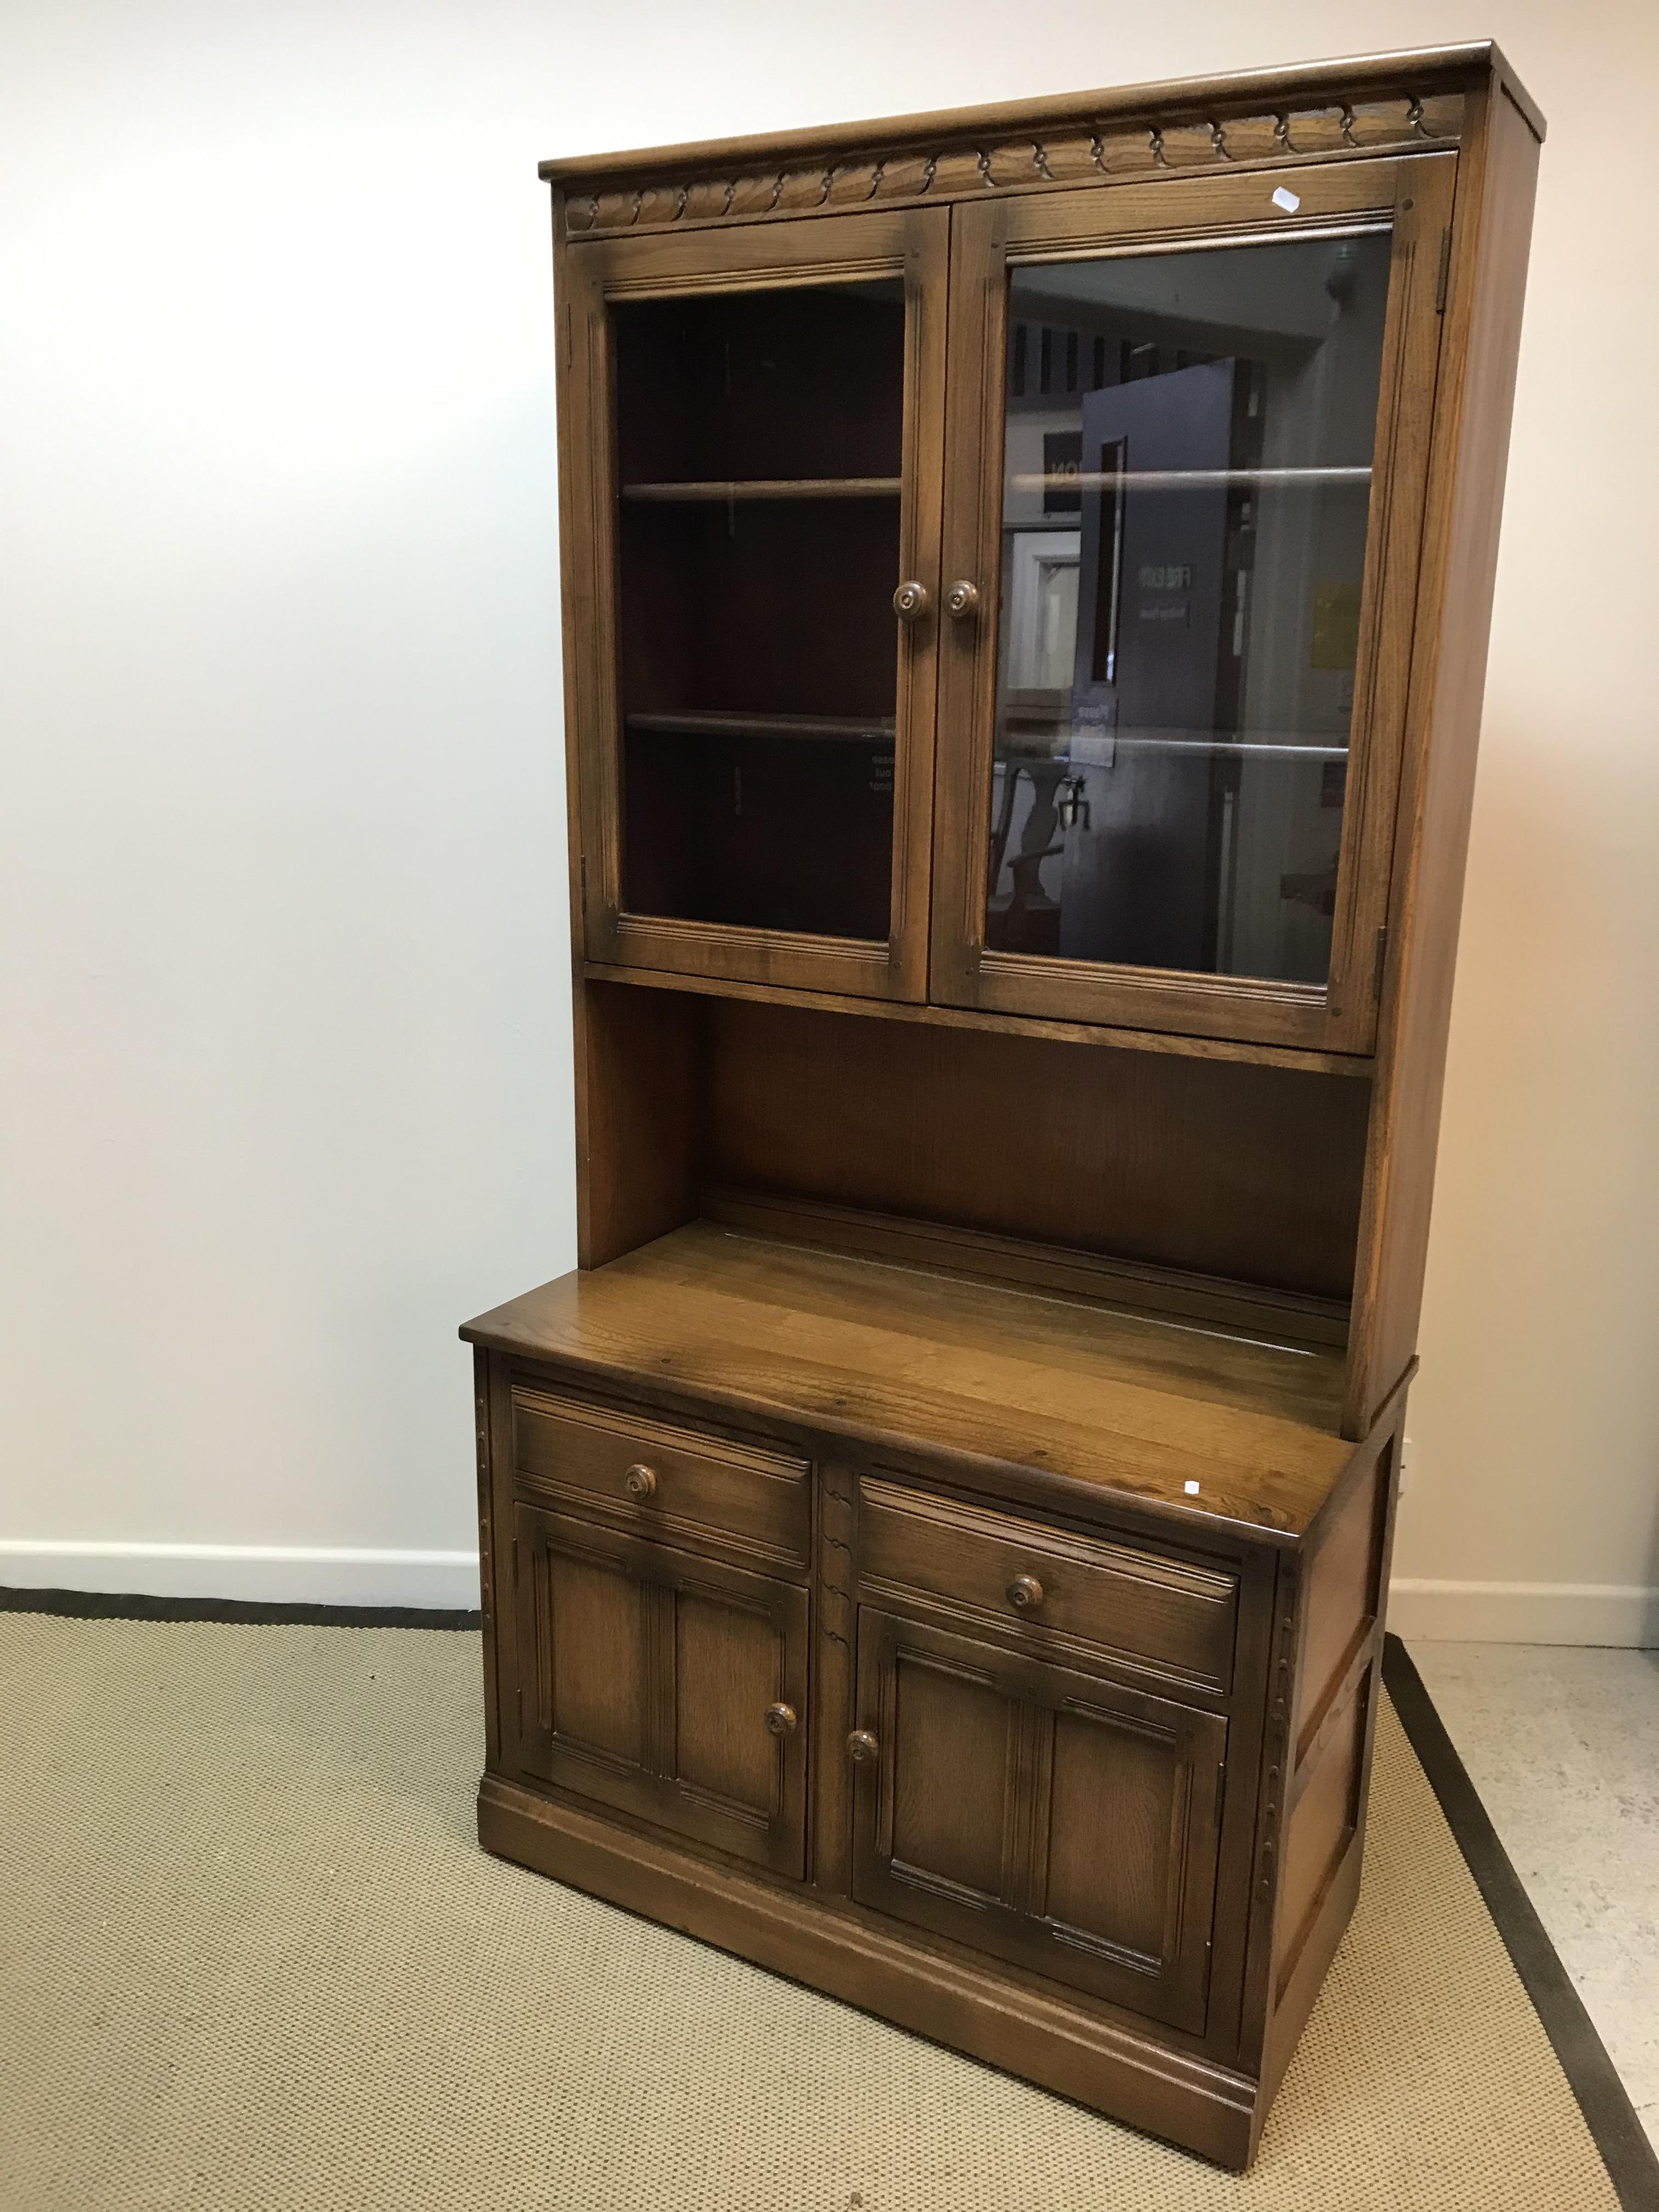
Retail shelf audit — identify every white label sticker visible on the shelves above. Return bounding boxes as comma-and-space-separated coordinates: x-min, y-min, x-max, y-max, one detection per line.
1184, 1480, 1201, 1495
1272, 185, 1301, 213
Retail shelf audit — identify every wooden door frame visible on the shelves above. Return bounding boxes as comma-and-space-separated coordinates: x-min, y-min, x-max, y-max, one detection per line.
561, 206, 951, 1002
849, 1604, 1228, 2033
512, 1501, 810, 1876
929, 151, 1458, 1053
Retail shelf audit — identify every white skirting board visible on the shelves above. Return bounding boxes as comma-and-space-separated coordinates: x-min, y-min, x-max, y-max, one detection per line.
0, 1543, 482, 1611
3, 1547, 1655, 1644
1387, 1578, 1659, 1649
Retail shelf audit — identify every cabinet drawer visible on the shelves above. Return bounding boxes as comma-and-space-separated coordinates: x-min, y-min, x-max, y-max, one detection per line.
511, 1387, 810, 1574
857, 1479, 1237, 1694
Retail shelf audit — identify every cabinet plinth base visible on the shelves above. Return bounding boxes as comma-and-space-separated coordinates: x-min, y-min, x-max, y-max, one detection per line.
478, 1768, 1261, 2170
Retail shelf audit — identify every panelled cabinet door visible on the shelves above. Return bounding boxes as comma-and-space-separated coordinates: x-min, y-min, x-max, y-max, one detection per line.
850, 1608, 1227, 2033
561, 206, 950, 1002
513, 1503, 809, 1876
930, 153, 1458, 1053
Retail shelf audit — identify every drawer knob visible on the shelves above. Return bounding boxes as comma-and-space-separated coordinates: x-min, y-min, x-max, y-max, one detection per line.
945, 578, 981, 622
892, 579, 931, 623
846, 1730, 880, 1766
763, 1702, 798, 1737
1006, 1573, 1045, 1611
623, 1462, 657, 1499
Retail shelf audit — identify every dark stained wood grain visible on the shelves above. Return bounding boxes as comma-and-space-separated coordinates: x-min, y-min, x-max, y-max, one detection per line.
540, 44, 1534, 225
849, 1606, 1228, 2031
479, 45, 1545, 2173
563, 206, 950, 1005
857, 1476, 1239, 1695
584, 958, 1376, 1078
704, 996, 1369, 1302
510, 1382, 810, 1575
512, 1500, 810, 1877
1344, 83, 1544, 1435
573, 980, 701, 1269
478, 1769, 1261, 2166
929, 153, 1458, 1057
465, 1222, 1356, 1540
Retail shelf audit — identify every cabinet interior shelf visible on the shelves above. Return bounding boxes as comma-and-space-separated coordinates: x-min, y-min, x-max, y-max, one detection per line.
1001, 735, 1351, 761
620, 477, 902, 502
1009, 466, 1373, 493
626, 710, 896, 744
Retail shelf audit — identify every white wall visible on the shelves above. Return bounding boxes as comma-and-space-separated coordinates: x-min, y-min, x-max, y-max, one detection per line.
2, 2, 1655, 1632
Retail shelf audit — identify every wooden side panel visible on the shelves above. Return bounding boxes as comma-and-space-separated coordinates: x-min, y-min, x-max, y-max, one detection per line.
1274, 1686, 1368, 2004
705, 996, 1368, 1299
1295, 1449, 1389, 1764
475, 1348, 503, 1770
1248, 1423, 1402, 2137
1345, 86, 1542, 1432
574, 979, 702, 1267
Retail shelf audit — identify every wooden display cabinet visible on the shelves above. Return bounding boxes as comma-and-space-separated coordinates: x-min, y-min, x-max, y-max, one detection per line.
463, 44, 1542, 2168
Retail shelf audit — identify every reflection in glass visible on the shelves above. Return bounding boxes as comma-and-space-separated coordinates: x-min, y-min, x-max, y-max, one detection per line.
612, 281, 905, 941
988, 233, 1393, 985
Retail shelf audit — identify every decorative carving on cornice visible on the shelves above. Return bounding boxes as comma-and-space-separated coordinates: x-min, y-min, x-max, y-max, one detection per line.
563, 91, 1463, 236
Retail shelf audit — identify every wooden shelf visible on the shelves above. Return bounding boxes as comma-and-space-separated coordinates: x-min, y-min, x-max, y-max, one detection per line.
1009, 466, 1373, 493
625, 710, 896, 744
582, 960, 1376, 1079
462, 1221, 1356, 1542
622, 477, 902, 502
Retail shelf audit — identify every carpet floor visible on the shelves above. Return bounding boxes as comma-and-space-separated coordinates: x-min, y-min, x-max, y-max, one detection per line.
0, 1613, 1633, 2209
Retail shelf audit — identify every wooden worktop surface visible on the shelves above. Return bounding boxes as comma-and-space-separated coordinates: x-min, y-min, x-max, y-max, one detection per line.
462, 1223, 1357, 1544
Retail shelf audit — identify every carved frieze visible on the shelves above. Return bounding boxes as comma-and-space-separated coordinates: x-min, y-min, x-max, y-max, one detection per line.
562, 91, 1464, 236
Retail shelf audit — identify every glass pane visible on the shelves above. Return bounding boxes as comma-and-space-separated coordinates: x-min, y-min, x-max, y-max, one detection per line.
612, 281, 905, 940
988, 232, 1393, 985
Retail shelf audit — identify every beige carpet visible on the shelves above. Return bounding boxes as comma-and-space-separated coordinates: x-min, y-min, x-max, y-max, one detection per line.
0, 1613, 1620, 2210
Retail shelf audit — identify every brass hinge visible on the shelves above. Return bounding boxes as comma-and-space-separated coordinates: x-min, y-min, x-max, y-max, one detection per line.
1372, 924, 1390, 1002
563, 301, 573, 370
512, 1536, 520, 1589
579, 855, 588, 908
1435, 227, 1453, 314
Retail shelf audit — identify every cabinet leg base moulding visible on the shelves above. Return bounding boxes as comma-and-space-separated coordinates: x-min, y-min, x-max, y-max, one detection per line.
478, 1769, 1264, 2169
462, 41, 1541, 2173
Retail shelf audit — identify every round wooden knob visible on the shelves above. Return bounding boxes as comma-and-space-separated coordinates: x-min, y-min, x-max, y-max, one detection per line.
846, 1730, 880, 1765
763, 1702, 798, 1737
1006, 1573, 1045, 1611
623, 1463, 657, 1499
945, 579, 981, 621
892, 579, 931, 622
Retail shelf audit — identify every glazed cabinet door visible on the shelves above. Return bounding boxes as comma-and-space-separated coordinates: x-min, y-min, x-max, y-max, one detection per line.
561, 206, 950, 1001
930, 152, 1457, 1052
850, 1607, 1227, 2032
512, 1502, 809, 1876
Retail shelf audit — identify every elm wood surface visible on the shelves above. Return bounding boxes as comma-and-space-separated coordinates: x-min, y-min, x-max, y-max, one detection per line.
463, 1221, 1353, 1542
478, 1770, 1263, 2167
928, 153, 1456, 1054
512, 1503, 810, 1877
489, 46, 1545, 2170
571, 974, 699, 1270
849, 1606, 1228, 2033
704, 1187, 1353, 1350
702, 995, 1370, 1302
543, 44, 1528, 219
856, 1475, 1240, 1694
582, 958, 1378, 1077
510, 1385, 811, 1576
560, 206, 949, 1002
1343, 81, 1543, 1435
